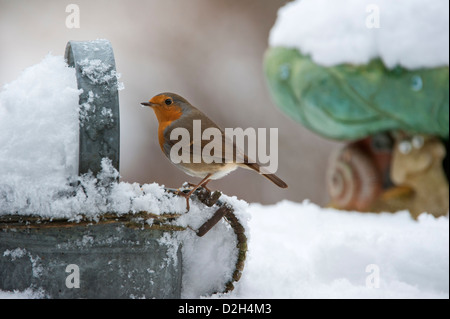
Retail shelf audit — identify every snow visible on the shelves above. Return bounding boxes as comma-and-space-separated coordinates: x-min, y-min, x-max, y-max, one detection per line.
3, 248, 27, 261
77, 58, 118, 85
269, 0, 450, 69
226, 201, 448, 299
176, 195, 250, 298
77, 51, 124, 91
0, 55, 126, 217
0, 55, 80, 215
0, 288, 46, 299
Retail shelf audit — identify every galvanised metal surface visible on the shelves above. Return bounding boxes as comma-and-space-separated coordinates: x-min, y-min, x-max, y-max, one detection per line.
65, 39, 120, 177
0, 219, 182, 299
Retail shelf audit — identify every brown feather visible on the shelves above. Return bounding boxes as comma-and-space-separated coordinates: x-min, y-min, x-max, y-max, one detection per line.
243, 162, 288, 189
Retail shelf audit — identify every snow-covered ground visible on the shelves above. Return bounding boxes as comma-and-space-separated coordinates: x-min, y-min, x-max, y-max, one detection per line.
229, 201, 448, 299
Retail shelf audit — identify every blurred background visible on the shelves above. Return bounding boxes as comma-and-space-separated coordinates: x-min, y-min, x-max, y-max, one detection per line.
0, 0, 341, 205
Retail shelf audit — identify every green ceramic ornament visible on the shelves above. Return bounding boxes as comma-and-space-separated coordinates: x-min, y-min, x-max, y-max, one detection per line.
264, 47, 449, 140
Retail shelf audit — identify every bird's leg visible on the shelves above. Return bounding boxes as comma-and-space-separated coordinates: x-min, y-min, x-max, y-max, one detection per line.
197, 180, 212, 192
176, 174, 212, 211
183, 181, 211, 192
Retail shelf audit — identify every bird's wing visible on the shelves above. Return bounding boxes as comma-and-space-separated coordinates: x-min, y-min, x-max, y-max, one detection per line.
162, 110, 234, 164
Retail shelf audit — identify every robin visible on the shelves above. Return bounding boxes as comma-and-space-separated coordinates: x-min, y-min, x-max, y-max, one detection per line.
141, 92, 287, 210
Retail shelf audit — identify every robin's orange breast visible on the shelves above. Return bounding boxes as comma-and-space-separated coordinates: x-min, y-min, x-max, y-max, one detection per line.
152, 106, 183, 151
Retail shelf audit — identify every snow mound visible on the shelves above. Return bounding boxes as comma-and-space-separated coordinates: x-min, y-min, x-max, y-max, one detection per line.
269, 0, 449, 69
228, 200, 449, 299
176, 195, 250, 298
0, 55, 80, 215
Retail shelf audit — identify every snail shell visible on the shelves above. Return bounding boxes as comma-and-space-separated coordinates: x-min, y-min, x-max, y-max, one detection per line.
327, 143, 382, 211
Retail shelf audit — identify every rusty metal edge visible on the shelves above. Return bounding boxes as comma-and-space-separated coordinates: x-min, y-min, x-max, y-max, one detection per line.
0, 211, 184, 231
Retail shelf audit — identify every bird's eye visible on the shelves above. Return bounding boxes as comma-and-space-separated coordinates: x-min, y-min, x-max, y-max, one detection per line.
165, 98, 172, 105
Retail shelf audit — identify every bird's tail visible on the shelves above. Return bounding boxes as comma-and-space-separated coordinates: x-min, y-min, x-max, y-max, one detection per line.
242, 162, 288, 189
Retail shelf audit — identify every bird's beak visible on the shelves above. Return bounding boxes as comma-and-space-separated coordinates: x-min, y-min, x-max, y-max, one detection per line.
141, 101, 156, 108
